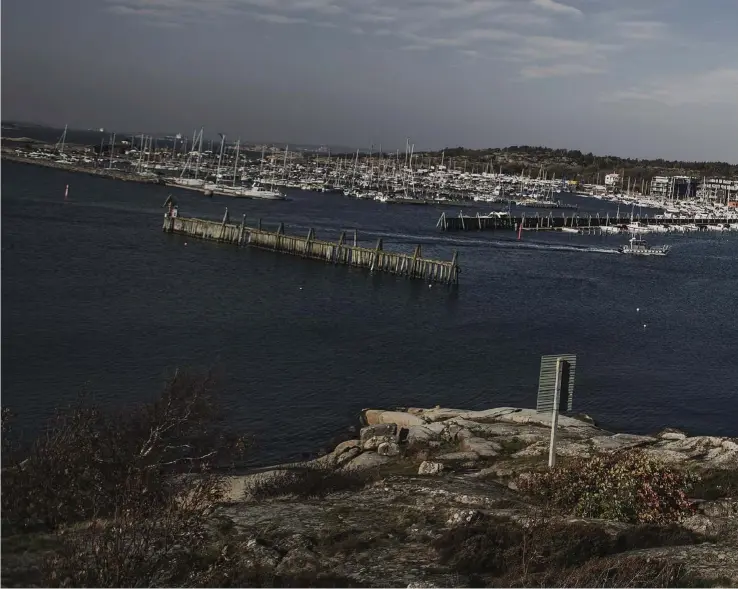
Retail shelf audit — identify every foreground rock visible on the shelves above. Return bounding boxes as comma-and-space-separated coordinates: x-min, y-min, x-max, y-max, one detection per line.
4, 406, 736, 588
208, 406, 738, 587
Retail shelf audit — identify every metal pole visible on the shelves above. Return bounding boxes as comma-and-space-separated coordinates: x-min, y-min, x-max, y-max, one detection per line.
548, 357, 562, 468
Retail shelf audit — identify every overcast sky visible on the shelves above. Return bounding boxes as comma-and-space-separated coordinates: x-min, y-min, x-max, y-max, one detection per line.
3, 0, 738, 161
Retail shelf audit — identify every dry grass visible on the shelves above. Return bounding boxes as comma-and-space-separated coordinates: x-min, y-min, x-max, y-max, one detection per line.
248, 465, 379, 500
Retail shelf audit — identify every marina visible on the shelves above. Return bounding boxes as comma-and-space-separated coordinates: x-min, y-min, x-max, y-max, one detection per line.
4, 159, 738, 465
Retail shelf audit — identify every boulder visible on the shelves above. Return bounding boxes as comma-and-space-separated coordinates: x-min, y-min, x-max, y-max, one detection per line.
361, 424, 398, 450
425, 421, 447, 434
333, 439, 361, 456
418, 461, 445, 475
459, 436, 501, 458
589, 433, 657, 451
408, 407, 467, 422
363, 410, 425, 428
361, 423, 398, 443
406, 425, 440, 446
377, 441, 400, 457
441, 424, 471, 442
344, 451, 391, 470
336, 446, 362, 466
659, 428, 688, 441
436, 451, 479, 462
363, 436, 395, 451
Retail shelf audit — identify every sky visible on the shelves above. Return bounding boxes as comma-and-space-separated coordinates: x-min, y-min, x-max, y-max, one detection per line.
2, 0, 738, 162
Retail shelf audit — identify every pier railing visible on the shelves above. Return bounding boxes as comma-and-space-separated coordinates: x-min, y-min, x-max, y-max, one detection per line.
164, 213, 460, 285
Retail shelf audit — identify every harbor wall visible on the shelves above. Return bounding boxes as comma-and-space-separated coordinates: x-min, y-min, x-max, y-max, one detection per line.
164, 214, 460, 285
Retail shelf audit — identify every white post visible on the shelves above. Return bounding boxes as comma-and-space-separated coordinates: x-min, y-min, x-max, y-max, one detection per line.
548, 357, 562, 468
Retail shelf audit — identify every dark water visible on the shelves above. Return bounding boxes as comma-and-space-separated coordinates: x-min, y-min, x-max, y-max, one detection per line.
3, 161, 737, 464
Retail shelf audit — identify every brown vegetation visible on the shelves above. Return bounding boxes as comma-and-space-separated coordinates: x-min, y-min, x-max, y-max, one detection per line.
517, 449, 699, 524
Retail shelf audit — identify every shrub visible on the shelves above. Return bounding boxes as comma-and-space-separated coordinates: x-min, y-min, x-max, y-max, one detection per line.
249, 465, 377, 500
434, 516, 706, 588
2, 370, 253, 587
2, 370, 248, 534
517, 449, 698, 523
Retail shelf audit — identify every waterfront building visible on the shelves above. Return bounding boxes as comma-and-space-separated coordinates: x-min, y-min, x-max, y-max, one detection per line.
699, 178, 738, 203
650, 175, 698, 201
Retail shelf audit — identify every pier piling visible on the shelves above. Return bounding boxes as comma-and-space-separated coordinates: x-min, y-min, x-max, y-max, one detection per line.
164, 212, 459, 285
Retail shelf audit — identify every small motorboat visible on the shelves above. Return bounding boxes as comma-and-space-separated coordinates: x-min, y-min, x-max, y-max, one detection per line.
618, 236, 670, 256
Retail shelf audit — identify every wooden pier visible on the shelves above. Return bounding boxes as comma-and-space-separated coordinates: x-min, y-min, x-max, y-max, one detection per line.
437, 211, 736, 232
163, 211, 460, 285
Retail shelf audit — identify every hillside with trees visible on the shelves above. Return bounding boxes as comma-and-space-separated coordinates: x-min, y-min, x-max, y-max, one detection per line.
424, 146, 738, 184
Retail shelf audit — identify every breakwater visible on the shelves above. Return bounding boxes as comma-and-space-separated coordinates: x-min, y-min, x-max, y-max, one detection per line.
0, 153, 164, 184
438, 211, 737, 232
163, 212, 460, 284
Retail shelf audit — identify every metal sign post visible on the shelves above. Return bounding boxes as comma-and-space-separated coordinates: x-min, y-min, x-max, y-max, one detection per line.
537, 354, 577, 469
548, 358, 562, 468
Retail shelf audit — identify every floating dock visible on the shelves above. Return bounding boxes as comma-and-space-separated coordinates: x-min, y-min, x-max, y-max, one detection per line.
164, 211, 460, 285
437, 211, 736, 232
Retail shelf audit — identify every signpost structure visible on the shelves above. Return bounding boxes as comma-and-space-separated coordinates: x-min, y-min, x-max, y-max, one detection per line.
536, 354, 577, 468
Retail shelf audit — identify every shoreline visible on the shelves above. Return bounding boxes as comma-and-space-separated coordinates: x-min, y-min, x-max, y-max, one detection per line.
1, 153, 165, 185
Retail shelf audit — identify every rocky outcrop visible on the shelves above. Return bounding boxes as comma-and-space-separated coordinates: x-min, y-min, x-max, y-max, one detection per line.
214, 406, 737, 587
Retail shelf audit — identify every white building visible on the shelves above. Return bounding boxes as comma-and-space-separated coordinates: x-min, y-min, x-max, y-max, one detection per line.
604, 173, 621, 187
650, 176, 670, 199
650, 175, 698, 200
699, 178, 738, 202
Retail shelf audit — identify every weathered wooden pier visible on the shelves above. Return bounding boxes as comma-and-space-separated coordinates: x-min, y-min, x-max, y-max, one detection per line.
437, 211, 736, 232
163, 211, 460, 285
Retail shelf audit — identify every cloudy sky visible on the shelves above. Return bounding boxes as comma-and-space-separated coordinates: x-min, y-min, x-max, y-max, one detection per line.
3, 0, 738, 161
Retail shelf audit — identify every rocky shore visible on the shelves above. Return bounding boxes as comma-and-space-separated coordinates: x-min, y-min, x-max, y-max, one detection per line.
3, 405, 737, 587
209, 406, 738, 587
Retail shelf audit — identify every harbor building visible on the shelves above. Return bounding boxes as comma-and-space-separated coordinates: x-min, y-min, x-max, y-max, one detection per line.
649, 175, 698, 200
699, 178, 738, 203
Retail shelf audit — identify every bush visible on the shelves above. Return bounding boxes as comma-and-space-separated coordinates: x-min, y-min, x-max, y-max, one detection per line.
2, 370, 253, 587
434, 516, 707, 587
2, 370, 247, 534
249, 465, 377, 500
517, 449, 698, 523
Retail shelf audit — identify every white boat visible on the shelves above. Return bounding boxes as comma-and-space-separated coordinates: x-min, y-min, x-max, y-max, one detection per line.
618, 236, 670, 256
233, 185, 285, 200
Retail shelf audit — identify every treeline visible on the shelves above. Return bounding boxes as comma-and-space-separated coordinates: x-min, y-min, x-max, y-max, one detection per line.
432, 146, 738, 183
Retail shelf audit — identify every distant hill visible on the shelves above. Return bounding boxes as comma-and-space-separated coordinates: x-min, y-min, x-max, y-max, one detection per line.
416, 146, 738, 183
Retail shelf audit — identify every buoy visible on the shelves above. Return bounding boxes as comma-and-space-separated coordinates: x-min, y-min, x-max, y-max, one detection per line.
636, 307, 640, 312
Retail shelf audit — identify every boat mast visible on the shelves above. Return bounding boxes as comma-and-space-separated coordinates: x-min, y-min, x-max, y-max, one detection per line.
232, 139, 240, 188
108, 133, 116, 169
194, 128, 204, 181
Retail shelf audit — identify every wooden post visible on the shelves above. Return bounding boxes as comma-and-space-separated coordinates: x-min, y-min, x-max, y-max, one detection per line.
410, 245, 421, 277
353, 229, 357, 247
450, 251, 459, 284
238, 214, 245, 245
258, 218, 262, 231
370, 238, 383, 272
305, 228, 315, 257
335, 231, 346, 264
